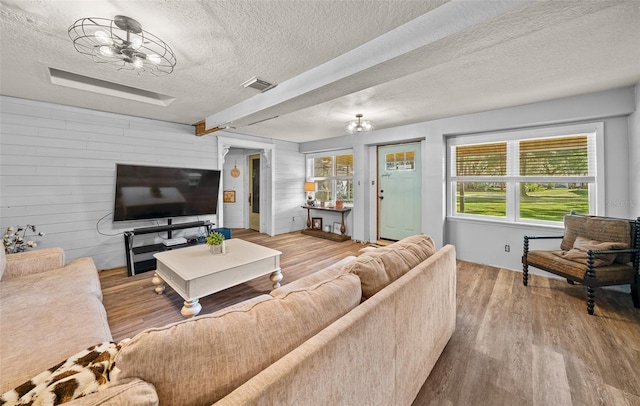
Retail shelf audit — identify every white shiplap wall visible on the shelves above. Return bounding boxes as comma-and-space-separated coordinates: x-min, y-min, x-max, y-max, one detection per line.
272, 141, 307, 235
1, 96, 307, 270
0, 96, 220, 269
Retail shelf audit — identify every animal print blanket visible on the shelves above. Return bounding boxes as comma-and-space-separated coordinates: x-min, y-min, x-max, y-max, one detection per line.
0, 341, 122, 405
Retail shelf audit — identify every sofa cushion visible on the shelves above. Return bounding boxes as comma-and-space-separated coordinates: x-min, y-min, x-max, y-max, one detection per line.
0, 342, 120, 406
344, 234, 436, 299
555, 236, 628, 267
111, 273, 362, 406
0, 258, 111, 392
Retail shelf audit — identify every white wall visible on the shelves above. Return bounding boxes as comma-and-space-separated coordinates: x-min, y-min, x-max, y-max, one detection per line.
272, 141, 308, 235
2, 87, 635, 272
0, 96, 306, 270
629, 83, 640, 219
0, 96, 218, 269
301, 87, 637, 274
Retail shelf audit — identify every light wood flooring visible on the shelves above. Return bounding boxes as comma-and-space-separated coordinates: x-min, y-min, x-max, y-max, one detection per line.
99, 229, 640, 406
100, 228, 368, 341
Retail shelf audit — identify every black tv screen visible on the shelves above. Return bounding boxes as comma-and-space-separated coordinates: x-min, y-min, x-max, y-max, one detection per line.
113, 164, 221, 222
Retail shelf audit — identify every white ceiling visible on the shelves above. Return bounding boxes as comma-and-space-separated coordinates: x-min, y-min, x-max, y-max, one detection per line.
1, 0, 639, 143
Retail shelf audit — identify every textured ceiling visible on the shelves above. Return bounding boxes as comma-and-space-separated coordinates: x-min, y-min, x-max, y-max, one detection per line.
1, 0, 639, 143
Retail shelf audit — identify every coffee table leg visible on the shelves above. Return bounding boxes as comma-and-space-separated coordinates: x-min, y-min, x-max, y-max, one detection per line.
181, 299, 202, 318
270, 268, 283, 289
152, 272, 166, 294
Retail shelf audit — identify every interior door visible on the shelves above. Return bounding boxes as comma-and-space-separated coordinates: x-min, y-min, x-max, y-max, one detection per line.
377, 143, 422, 241
248, 154, 260, 231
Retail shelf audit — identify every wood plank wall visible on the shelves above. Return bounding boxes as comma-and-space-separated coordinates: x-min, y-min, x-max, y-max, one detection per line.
0, 96, 306, 270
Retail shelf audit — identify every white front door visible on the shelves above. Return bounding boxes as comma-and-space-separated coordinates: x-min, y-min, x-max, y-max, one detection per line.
377, 143, 422, 241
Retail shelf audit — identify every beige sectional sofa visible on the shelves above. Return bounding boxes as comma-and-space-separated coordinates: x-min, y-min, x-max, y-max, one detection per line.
0, 248, 113, 393
0, 235, 456, 405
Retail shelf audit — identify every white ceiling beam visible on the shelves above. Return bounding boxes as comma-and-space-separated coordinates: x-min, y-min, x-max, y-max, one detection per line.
204, 0, 533, 131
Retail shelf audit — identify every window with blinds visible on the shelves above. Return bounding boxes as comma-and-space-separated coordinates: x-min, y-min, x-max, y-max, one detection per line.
448, 126, 600, 223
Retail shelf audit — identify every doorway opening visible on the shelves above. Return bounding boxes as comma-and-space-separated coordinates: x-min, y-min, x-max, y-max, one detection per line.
217, 136, 274, 236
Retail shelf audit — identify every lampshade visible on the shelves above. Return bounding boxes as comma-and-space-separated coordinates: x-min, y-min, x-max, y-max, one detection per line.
345, 114, 375, 134
304, 182, 316, 192
68, 15, 177, 76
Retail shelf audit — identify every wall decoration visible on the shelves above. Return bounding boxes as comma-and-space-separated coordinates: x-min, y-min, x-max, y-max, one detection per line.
333, 222, 342, 234
311, 217, 323, 230
223, 190, 236, 203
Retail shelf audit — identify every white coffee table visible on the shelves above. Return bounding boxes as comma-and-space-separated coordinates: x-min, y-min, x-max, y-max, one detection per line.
152, 239, 282, 318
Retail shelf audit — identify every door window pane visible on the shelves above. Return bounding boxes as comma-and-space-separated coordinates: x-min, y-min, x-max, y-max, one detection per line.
385, 150, 415, 171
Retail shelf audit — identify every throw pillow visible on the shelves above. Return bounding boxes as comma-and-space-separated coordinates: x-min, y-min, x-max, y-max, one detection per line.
556, 236, 628, 267
560, 215, 631, 264
0, 341, 120, 406
345, 234, 435, 300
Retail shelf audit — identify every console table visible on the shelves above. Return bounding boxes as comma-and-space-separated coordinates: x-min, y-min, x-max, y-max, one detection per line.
301, 205, 351, 242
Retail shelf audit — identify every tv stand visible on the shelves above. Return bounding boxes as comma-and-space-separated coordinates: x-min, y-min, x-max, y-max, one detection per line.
124, 220, 213, 276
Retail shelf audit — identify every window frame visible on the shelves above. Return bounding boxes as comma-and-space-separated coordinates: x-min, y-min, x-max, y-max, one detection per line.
306, 149, 354, 206
446, 122, 604, 225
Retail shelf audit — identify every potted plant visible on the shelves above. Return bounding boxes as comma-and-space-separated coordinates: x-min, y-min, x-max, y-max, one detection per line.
206, 231, 226, 255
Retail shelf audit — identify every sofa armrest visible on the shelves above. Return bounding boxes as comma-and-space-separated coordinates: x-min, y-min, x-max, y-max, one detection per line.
3, 248, 65, 280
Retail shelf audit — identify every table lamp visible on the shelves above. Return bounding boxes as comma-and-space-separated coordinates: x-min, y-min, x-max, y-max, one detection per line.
304, 182, 316, 206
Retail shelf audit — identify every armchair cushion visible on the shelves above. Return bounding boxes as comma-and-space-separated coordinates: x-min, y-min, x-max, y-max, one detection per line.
560, 215, 631, 264
527, 250, 635, 283
555, 236, 628, 266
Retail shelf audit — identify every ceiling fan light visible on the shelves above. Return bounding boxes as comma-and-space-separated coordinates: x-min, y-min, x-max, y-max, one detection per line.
129, 36, 143, 50
147, 54, 161, 64
69, 15, 177, 76
132, 57, 144, 69
95, 30, 112, 45
99, 45, 116, 57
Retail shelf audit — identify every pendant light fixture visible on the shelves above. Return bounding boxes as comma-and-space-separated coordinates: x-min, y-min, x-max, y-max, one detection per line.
68, 15, 177, 76
345, 114, 375, 134
231, 161, 241, 178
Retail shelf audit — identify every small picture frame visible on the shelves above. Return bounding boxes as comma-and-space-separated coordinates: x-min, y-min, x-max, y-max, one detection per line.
311, 217, 323, 230
333, 222, 342, 234
223, 190, 236, 203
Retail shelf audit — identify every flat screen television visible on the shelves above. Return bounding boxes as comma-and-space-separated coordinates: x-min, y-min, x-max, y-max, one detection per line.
113, 163, 221, 222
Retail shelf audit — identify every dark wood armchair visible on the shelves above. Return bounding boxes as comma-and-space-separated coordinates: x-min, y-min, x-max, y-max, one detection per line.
522, 213, 639, 315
